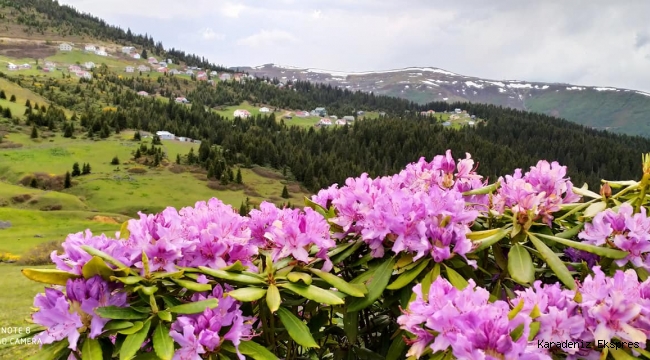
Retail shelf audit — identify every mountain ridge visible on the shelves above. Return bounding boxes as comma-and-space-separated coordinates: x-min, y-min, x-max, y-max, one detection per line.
236, 63, 650, 136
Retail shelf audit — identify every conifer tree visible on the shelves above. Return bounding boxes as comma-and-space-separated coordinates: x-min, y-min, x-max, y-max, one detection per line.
176, 154, 181, 164
281, 185, 290, 199
134, 148, 142, 159
111, 156, 120, 165
29, 178, 38, 188
0, 90, 5, 99
64, 171, 72, 189
25, 99, 31, 107
236, 168, 242, 184
72, 162, 81, 177
30, 125, 38, 139
133, 131, 141, 141
9, 95, 16, 102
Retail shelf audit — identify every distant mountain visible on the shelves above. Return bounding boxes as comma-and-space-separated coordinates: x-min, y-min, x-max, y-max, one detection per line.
236, 64, 650, 137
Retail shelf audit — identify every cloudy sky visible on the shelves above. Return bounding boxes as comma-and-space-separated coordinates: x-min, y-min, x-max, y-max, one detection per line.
59, 0, 650, 92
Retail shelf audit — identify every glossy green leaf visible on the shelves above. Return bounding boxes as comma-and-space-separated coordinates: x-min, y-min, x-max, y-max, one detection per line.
330, 240, 363, 264
287, 272, 313, 285
171, 278, 212, 292
610, 348, 638, 360
82, 256, 114, 281
153, 323, 174, 360
276, 307, 319, 348
157, 310, 172, 322
443, 265, 468, 290
278, 283, 344, 305
26, 339, 70, 360
348, 257, 396, 312
222, 341, 279, 360
117, 321, 144, 335
309, 268, 366, 297
221, 261, 245, 272
168, 298, 219, 314
120, 319, 151, 360
228, 287, 267, 302
95, 306, 149, 320
81, 246, 129, 271
421, 263, 440, 299
554, 223, 584, 239
471, 228, 510, 253
508, 243, 535, 285
343, 310, 358, 345
528, 233, 575, 289
508, 300, 524, 320
462, 182, 498, 195
82, 338, 103, 360
583, 201, 607, 218
266, 284, 281, 313
119, 220, 130, 240
528, 321, 541, 341
198, 266, 266, 285
304, 196, 327, 216
466, 228, 503, 241
534, 232, 628, 259
510, 323, 525, 341
111, 276, 145, 285
141, 251, 150, 278
150, 271, 184, 280
387, 258, 430, 290
103, 321, 134, 332
385, 332, 406, 360
21, 268, 80, 286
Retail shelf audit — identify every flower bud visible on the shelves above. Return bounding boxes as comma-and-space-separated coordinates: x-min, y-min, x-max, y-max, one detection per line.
600, 183, 612, 198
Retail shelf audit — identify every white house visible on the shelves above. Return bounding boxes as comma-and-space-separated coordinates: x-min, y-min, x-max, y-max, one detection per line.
210, 71, 218, 76
95, 50, 107, 56
219, 73, 231, 81
125, 66, 134, 73
158, 61, 167, 67
259, 107, 270, 113
132, 53, 141, 59
233, 109, 251, 118
167, 59, 173, 64
185, 70, 194, 75
175, 97, 189, 103
343, 116, 355, 123
177, 137, 188, 142
156, 131, 175, 140
148, 57, 158, 64
85, 44, 96, 52
122, 46, 135, 54
169, 69, 181, 75
59, 43, 73, 51
137, 91, 149, 96
454, 108, 462, 114
84, 62, 95, 69
137, 65, 150, 72
335, 119, 347, 125
20, 63, 31, 69
318, 118, 332, 126
6, 63, 17, 70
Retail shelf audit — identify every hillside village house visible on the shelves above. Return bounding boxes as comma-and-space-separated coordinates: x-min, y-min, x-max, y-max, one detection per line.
84, 62, 95, 69
335, 119, 347, 125
259, 107, 270, 113
122, 46, 135, 54
20, 63, 31, 69
330, 115, 338, 120
125, 66, 134, 73
95, 49, 107, 56
175, 97, 189, 103
6, 63, 17, 70
157, 67, 168, 73
76, 71, 92, 80
210, 71, 218, 76
357, 110, 365, 116
454, 108, 462, 114
148, 57, 158, 64
318, 118, 332, 126
69, 65, 81, 72
197, 72, 207, 80
312, 107, 327, 117
343, 116, 355, 123
185, 70, 194, 75
137, 65, 150, 72
137, 91, 149, 96
156, 131, 175, 140
45, 61, 56, 68
168, 69, 181, 75
85, 44, 96, 52
294, 111, 309, 117
233, 109, 251, 118
167, 59, 173, 64
219, 73, 231, 81
158, 61, 167, 68
59, 43, 73, 51
132, 53, 141, 59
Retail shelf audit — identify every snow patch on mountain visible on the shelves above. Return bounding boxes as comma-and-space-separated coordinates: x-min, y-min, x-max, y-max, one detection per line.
507, 83, 533, 89
594, 87, 618, 91
465, 81, 484, 89
566, 86, 585, 91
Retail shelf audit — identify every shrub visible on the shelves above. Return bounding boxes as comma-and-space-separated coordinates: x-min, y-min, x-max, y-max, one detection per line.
18, 150, 650, 359
17, 240, 62, 265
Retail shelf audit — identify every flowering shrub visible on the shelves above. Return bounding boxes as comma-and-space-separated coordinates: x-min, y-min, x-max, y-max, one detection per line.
17, 150, 650, 359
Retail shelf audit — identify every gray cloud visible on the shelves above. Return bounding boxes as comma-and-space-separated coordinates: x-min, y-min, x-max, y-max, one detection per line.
59, 0, 650, 92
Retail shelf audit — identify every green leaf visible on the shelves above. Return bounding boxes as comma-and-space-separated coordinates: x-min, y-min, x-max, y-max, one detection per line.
508, 300, 524, 320
572, 186, 602, 199
508, 243, 535, 285
462, 182, 498, 195
610, 348, 638, 360
309, 268, 366, 297
21, 268, 80, 285
153, 323, 174, 360
583, 202, 607, 218
221, 261, 245, 272
95, 306, 149, 320
276, 307, 319, 348
443, 265, 468, 290
227, 287, 267, 302
304, 196, 327, 216
348, 257, 396, 312
117, 321, 144, 335
157, 310, 172, 322
103, 321, 134, 332
119, 220, 130, 240
198, 266, 266, 285
421, 263, 440, 299
385, 332, 406, 360
554, 223, 584, 239
168, 298, 219, 314
528, 321, 541, 341
343, 311, 358, 345
120, 319, 151, 360
222, 341, 279, 360
82, 256, 115, 281
266, 284, 281, 313
471, 228, 510, 253
466, 228, 503, 241
533, 232, 628, 259
81, 246, 129, 271
82, 338, 103, 360
138, 286, 158, 296
26, 339, 70, 360
141, 251, 150, 278
111, 276, 145, 285
331, 240, 363, 264
287, 272, 313, 285
633, 347, 650, 359
171, 278, 212, 292
510, 323, 524, 341
150, 271, 184, 280
528, 233, 576, 289
278, 283, 344, 305
387, 258, 430, 290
